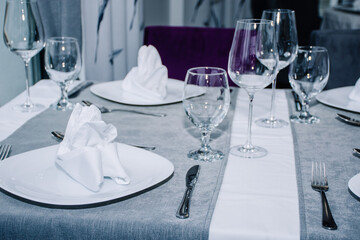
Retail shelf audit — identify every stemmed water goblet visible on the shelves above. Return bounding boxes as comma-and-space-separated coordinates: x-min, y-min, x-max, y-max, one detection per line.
183, 67, 230, 162
45, 37, 82, 111
3, 0, 45, 112
288, 46, 329, 124
228, 19, 277, 158
256, 9, 298, 128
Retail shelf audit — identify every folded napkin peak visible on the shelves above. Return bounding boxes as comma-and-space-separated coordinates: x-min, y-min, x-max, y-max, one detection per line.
349, 77, 360, 102
122, 45, 168, 101
56, 103, 130, 192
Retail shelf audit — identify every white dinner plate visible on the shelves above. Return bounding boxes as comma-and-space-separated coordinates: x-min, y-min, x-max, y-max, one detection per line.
316, 86, 360, 113
90, 78, 185, 106
0, 143, 174, 207
348, 172, 360, 201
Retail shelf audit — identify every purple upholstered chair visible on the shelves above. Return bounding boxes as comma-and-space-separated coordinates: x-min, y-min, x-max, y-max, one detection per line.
143, 26, 237, 86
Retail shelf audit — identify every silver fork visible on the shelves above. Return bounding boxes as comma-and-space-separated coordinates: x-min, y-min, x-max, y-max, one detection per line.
0, 144, 12, 160
311, 161, 337, 230
81, 100, 167, 117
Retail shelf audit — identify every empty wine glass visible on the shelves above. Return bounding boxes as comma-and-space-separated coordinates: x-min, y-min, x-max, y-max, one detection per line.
3, 0, 45, 112
256, 9, 298, 128
289, 46, 329, 124
228, 19, 277, 158
183, 67, 230, 162
45, 37, 81, 111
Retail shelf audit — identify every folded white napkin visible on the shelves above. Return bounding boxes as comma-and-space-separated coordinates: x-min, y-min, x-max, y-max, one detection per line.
56, 103, 130, 192
349, 77, 360, 101
122, 45, 168, 101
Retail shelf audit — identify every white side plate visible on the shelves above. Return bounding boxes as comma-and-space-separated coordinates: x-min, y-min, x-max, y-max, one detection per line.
0, 144, 174, 207
90, 78, 185, 106
316, 86, 360, 113
348, 172, 360, 201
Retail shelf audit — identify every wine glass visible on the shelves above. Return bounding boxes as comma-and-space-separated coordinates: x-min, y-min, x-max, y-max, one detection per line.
228, 19, 277, 158
183, 67, 230, 162
288, 46, 329, 124
3, 0, 45, 112
45, 37, 81, 111
256, 9, 298, 128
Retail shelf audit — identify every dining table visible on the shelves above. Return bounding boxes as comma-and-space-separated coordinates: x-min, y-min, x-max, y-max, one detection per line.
0, 79, 360, 240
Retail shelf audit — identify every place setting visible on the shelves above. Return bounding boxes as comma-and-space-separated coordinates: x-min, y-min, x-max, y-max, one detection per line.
90, 45, 203, 106
0, 102, 174, 207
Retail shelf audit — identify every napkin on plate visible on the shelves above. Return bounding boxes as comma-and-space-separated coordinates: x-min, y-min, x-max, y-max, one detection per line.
121, 45, 168, 101
56, 103, 130, 192
349, 77, 360, 101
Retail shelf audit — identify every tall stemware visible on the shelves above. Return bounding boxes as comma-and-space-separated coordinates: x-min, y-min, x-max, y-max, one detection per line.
45, 37, 82, 111
3, 0, 45, 112
289, 46, 329, 124
228, 19, 277, 158
256, 9, 298, 128
183, 67, 230, 162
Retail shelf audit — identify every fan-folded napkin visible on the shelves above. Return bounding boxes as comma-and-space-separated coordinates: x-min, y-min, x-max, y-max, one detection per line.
122, 45, 168, 101
56, 103, 130, 192
349, 77, 360, 101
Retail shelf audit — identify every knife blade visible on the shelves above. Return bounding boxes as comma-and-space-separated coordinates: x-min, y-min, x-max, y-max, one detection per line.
176, 165, 200, 219
68, 81, 93, 98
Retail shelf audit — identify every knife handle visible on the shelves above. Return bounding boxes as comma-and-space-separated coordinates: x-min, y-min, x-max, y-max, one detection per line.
176, 187, 193, 219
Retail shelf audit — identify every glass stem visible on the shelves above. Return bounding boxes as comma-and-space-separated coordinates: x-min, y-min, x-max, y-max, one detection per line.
24, 60, 33, 108
269, 76, 277, 121
245, 93, 254, 149
59, 83, 68, 106
299, 100, 310, 119
200, 131, 211, 152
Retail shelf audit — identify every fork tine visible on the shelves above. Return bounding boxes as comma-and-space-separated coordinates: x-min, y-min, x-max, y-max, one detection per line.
0, 145, 11, 160
322, 162, 328, 186
0, 145, 4, 160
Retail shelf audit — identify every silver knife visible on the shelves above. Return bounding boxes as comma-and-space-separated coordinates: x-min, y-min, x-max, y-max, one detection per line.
291, 91, 302, 112
68, 81, 93, 98
176, 165, 200, 219
337, 113, 360, 126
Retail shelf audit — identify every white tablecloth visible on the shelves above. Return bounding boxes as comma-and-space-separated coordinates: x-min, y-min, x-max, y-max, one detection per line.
0, 81, 300, 239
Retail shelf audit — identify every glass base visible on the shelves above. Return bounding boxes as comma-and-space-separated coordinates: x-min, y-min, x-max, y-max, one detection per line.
255, 118, 289, 128
290, 114, 320, 124
51, 100, 74, 111
187, 147, 224, 162
230, 144, 267, 158
13, 103, 45, 113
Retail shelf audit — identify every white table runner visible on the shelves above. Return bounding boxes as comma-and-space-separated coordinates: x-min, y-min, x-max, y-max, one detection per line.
209, 89, 299, 240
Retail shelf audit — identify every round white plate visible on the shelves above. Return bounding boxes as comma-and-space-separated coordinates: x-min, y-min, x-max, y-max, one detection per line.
348, 172, 360, 201
316, 86, 360, 113
90, 78, 185, 106
0, 144, 174, 207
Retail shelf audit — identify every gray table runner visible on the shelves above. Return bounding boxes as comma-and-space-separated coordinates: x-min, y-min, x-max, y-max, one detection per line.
287, 91, 360, 240
0, 86, 237, 240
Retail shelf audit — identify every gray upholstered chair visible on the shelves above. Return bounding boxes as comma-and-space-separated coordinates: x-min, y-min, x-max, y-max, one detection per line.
310, 29, 360, 89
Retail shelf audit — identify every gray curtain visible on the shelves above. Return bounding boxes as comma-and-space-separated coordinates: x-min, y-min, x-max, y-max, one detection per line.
36, 0, 82, 79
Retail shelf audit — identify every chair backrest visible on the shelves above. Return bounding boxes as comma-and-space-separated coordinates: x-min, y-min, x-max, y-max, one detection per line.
310, 29, 360, 90
143, 26, 237, 86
